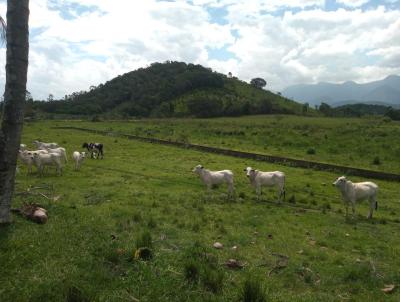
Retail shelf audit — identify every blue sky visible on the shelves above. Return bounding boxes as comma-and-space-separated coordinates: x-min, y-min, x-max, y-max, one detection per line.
0, 0, 399, 99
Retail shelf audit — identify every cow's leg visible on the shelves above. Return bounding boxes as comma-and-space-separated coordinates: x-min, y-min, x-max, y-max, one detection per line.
367, 197, 375, 219
227, 182, 234, 199
351, 202, 356, 218
256, 186, 261, 200
278, 187, 283, 203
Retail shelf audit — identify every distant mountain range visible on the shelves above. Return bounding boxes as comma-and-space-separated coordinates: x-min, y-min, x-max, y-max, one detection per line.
282, 75, 400, 107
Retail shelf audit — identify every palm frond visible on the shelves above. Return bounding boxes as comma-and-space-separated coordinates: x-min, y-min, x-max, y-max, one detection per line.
0, 16, 6, 43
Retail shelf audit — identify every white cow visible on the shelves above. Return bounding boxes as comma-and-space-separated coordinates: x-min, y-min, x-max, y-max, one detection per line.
32, 152, 64, 176
192, 164, 234, 197
18, 150, 34, 174
244, 167, 285, 202
33, 140, 59, 150
18, 149, 48, 174
333, 176, 378, 219
72, 151, 86, 170
46, 147, 68, 163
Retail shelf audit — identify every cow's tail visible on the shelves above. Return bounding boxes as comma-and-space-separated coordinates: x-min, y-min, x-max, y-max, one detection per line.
375, 200, 378, 211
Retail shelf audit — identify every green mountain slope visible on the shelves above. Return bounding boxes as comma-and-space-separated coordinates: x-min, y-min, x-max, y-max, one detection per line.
34, 61, 306, 118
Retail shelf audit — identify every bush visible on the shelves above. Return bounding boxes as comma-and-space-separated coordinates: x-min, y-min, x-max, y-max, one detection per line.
184, 260, 200, 283
136, 230, 152, 249
91, 115, 102, 122
240, 278, 267, 302
372, 156, 381, 165
307, 148, 316, 155
201, 266, 224, 293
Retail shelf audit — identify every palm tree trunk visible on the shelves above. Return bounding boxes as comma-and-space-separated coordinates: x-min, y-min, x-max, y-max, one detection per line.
0, 0, 29, 224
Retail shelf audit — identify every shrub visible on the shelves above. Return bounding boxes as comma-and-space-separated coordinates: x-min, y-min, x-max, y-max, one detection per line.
136, 230, 152, 249
372, 156, 381, 165
132, 212, 142, 222
147, 216, 157, 228
240, 278, 267, 302
91, 115, 102, 122
306, 147, 316, 155
184, 260, 200, 283
202, 266, 224, 293
65, 285, 90, 302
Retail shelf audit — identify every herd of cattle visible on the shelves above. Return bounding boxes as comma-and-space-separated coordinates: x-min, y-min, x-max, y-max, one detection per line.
17, 140, 379, 219
18, 140, 103, 175
193, 165, 379, 219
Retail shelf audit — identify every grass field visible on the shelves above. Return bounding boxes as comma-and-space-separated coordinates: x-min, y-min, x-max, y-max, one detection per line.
1, 118, 400, 301
63, 115, 400, 174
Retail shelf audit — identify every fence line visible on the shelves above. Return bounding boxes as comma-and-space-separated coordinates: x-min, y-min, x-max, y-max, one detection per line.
54, 126, 400, 182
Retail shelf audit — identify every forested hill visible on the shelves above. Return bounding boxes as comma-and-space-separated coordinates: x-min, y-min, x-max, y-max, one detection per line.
33, 61, 306, 118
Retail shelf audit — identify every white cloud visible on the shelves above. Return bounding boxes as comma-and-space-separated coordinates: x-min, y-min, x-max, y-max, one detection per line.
0, 0, 399, 99
336, 0, 370, 7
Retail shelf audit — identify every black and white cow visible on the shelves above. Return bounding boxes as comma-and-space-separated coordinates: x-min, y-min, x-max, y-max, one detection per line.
82, 142, 104, 159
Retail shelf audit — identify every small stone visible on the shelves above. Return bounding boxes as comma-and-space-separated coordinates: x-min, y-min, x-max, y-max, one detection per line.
381, 284, 395, 294
231, 245, 238, 251
213, 242, 223, 249
224, 259, 244, 269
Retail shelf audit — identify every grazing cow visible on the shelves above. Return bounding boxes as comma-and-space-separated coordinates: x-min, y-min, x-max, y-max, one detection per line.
72, 151, 86, 170
192, 164, 234, 197
244, 167, 285, 202
32, 152, 64, 176
33, 140, 59, 150
333, 176, 378, 219
82, 142, 103, 159
46, 147, 68, 163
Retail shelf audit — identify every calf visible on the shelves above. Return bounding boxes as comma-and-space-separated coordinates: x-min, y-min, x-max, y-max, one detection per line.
72, 151, 86, 170
333, 176, 378, 219
82, 142, 103, 159
244, 167, 285, 202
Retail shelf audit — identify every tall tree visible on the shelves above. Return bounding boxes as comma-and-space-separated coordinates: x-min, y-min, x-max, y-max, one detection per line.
250, 77, 267, 89
0, 1, 30, 224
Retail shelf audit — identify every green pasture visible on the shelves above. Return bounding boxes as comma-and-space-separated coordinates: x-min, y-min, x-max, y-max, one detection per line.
62, 115, 400, 174
1, 119, 400, 301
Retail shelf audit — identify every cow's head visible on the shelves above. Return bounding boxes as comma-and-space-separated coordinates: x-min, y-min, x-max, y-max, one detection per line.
244, 166, 255, 177
193, 164, 203, 173
81, 152, 86, 158
333, 176, 347, 188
